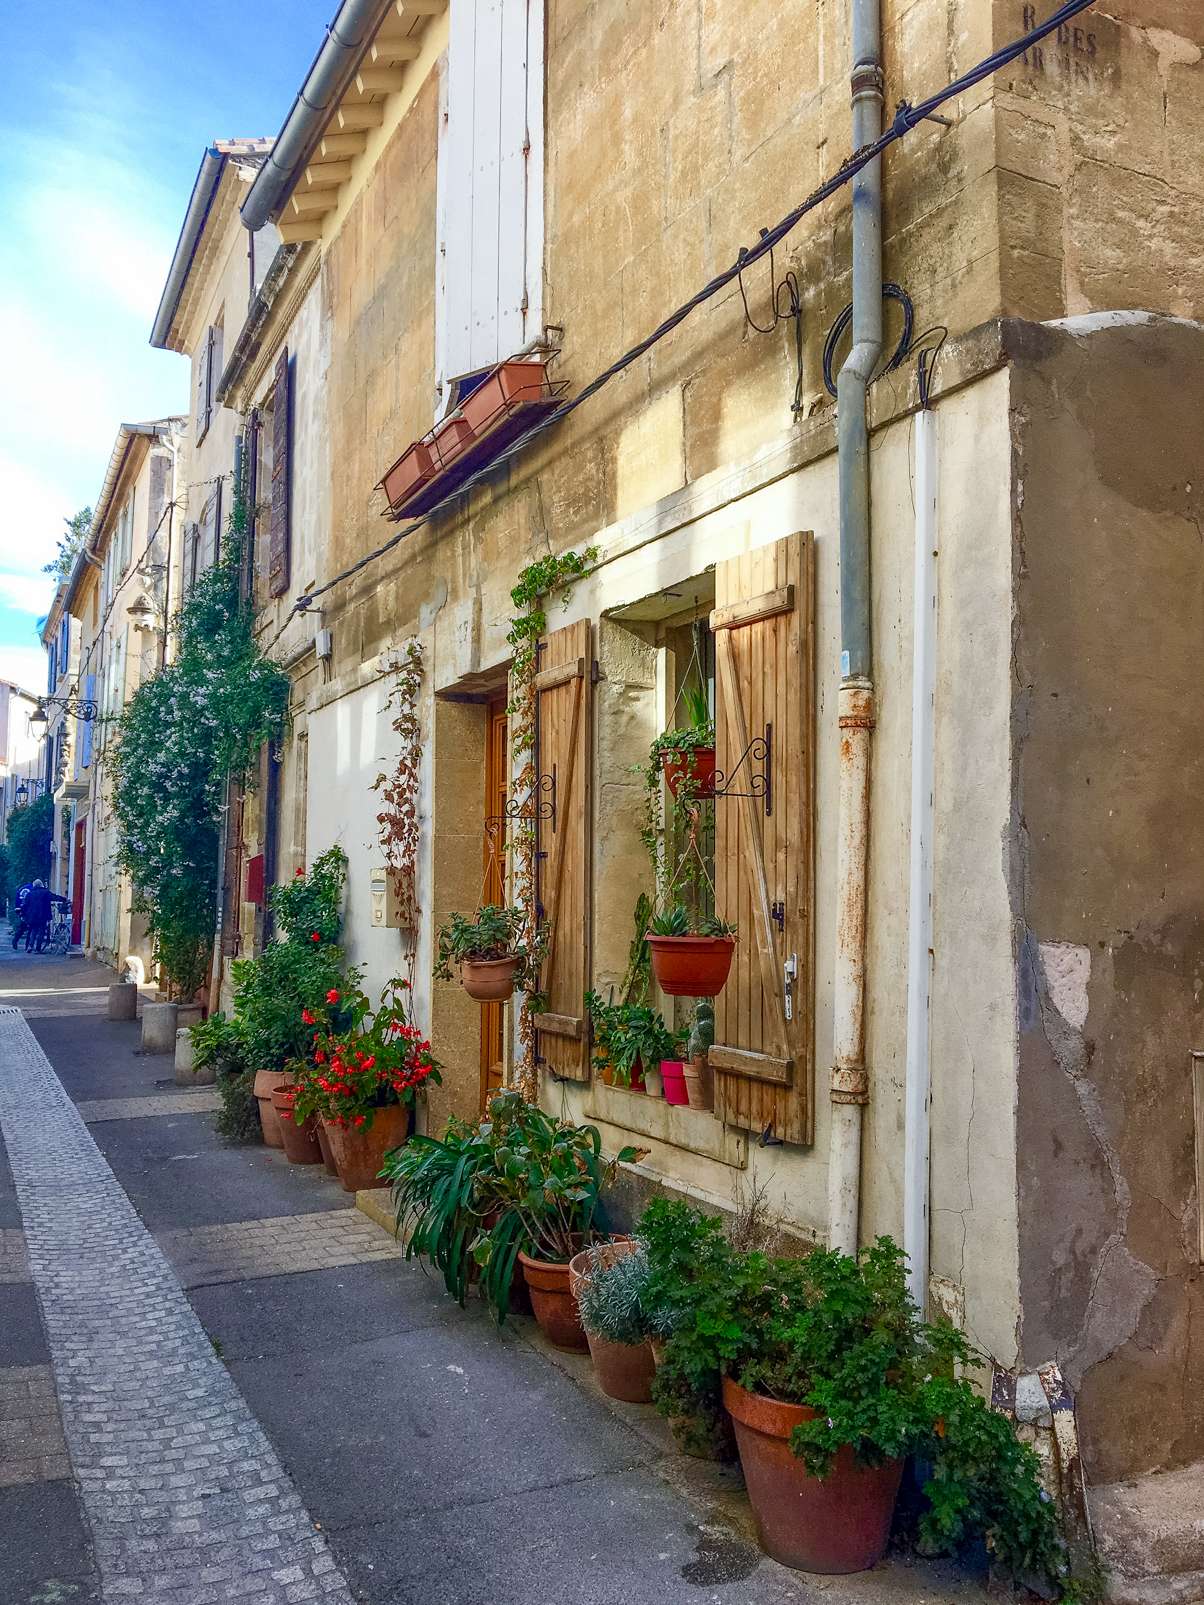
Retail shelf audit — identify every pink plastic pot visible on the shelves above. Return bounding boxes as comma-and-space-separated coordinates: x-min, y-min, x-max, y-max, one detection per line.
660, 1060, 689, 1105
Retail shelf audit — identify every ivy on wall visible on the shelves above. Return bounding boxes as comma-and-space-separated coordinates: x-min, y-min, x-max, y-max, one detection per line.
111, 497, 290, 996
372, 639, 424, 969
506, 547, 597, 1100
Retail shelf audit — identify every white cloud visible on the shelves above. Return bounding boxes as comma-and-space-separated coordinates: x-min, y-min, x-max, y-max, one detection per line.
0, 572, 55, 617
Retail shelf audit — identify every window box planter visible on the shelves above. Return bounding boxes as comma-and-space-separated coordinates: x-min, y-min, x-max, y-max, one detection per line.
661, 745, 717, 799
646, 933, 736, 998
431, 415, 474, 468
722, 1377, 903, 1574
381, 438, 437, 509
461, 360, 550, 434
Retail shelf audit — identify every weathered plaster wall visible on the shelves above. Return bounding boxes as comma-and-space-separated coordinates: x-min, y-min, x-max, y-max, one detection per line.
1011, 314, 1204, 1481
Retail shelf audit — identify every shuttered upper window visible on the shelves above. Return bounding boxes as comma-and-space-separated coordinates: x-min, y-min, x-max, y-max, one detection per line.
436, 0, 545, 399
194, 318, 225, 444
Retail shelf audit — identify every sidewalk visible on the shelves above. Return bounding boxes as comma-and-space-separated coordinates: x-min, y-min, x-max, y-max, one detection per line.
0, 950, 990, 1605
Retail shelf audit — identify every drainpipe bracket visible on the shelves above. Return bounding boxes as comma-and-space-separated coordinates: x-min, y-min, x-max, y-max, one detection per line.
830, 1065, 869, 1105
838, 681, 876, 730
850, 61, 885, 100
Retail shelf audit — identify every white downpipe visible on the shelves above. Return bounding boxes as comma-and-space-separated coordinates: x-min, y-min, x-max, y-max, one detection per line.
903, 407, 938, 1310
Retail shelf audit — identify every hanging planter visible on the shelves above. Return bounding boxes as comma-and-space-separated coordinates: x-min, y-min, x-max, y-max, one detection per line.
646, 908, 736, 998
434, 906, 538, 1008
461, 955, 522, 1002
661, 743, 717, 799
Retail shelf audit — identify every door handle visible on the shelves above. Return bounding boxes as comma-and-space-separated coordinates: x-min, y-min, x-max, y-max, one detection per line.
783, 952, 798, 1022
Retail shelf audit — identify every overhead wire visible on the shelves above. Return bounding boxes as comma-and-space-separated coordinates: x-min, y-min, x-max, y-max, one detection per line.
267, 0, 1097, 652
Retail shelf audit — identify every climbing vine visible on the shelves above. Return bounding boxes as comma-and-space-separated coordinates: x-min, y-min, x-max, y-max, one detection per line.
372, 639, 424, 970
505, 547, 598, 1099
111, 496, 290, 997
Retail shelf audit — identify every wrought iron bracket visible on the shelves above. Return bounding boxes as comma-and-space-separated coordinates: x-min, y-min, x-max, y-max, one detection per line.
485, 766, 557, 838
712, 723, 772, 816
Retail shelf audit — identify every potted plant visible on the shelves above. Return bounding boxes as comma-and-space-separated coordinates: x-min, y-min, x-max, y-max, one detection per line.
192, 1014, 259, 1144
435, 905, 537, 1002
382, 1115, 498, 1304
586, 992, 682, 1093
646, 905, 737, 998
683, 1001, 715, 1110
570, 1238, 658, 1402
470, 1090, 640, 1349
270, 1082, 322, 1165
651, 683, 716, 800
293, 976, 441, 1192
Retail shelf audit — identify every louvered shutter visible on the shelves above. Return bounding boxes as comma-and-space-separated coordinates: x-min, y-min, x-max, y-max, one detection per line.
268, 349, 291, 599
709, 533, 815, 1145
532, 619, 593, 1081
243, 410, 260, 600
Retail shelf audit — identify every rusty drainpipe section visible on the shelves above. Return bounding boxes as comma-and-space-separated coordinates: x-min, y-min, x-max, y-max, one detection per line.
827, 0, 884, 1256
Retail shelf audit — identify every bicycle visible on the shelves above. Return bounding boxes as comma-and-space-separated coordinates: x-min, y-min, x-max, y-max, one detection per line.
45, 910, 72, 955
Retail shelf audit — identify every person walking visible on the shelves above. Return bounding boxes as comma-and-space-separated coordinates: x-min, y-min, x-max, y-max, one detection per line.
22, 880, 51, 953
10, 883, 32, 951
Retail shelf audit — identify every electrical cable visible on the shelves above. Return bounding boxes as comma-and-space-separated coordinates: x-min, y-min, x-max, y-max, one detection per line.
821, 282, 914, 398
737, 235, 805, 420
272, 0, 1097, 644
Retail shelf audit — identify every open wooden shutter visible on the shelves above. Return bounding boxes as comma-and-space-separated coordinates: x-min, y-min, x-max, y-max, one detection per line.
533, 619, 593, 1081
268, 347, 291, 598
710, 532, 815, 1145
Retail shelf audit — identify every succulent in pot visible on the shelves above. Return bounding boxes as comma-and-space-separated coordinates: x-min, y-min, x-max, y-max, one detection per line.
645, 905, 737, 998
651, 683, 716, 800
570, 1239, 658, 1403
434, 904, 539, 1002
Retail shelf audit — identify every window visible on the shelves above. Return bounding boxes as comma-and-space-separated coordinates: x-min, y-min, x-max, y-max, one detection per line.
47, 638, 57, 692
194, 316, 225, 443
435, 0, 545, 402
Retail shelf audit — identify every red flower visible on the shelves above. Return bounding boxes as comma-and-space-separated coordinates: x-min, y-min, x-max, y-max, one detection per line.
326, 989, 340, 1005
314, 1051, 326, 1065
311, 932, 321, 943
363, 1055, 376, 1070
354, 1114, 366, 1128
294, 867, 305, 878
301, 1008, 315, 1025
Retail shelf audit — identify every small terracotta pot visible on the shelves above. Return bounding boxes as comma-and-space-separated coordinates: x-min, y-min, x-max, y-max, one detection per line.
569, 1242, 655, 1402
661, 745, 717, 800
322, 1104, 411, 1193
253, 1069, 290, 1148
683, 1057, 714, 1110
460, 360, 547, 432
647, 934, 735, 998
314, 1119, 339, 1177
461, 955, 520, 1002
518, 1249, 588, 1351
660, 1060, 689, 1105
722, 1377, 902, 1573
271, 1086, 322, 1166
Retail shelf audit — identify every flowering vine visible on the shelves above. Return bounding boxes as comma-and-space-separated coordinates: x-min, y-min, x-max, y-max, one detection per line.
371, 639, 424, 971
111, 495, 290, 996
505, 547, 597, 1099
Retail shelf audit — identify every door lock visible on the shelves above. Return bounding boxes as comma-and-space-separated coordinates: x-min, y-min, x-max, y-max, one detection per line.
783, 952, 798, 1022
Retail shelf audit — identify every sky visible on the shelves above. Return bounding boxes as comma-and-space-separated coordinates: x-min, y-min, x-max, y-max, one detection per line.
0, 0, 333, 694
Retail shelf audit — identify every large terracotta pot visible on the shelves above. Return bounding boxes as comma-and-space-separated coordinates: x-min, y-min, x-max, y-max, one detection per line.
518, 1250, 588, 1351
647, 934, 735, 998
722, 1377, 902, 1573
253, 1069, 290, 1148
271, 1085, 322, 1165
314, 1120, 339, 1176
322, 1104, 412, 1193
569, 1242, 655, 1403
461, 955, 520, 1002
661, 745, 717, 800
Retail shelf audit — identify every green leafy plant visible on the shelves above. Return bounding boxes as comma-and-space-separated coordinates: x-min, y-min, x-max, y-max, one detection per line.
6, 795, 53, 886
291, 975, 440, 1131
191, 1013, 258, 1143
586, 992, 682, 1087
111, 496, 290, 994
647, 903, 735, 939
371, 639, 424, 943
382, 1117, 496, 1305
433, 904, 538, 984
576, 1242, 658, 1346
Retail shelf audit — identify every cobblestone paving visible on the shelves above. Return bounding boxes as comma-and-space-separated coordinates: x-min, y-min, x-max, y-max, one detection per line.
159, 1209, 403, 1288
0, 1225, 31, 1281
0, 1363, 72, 1486
0, 1009, 355, 1605
78, 1091, 223, 1123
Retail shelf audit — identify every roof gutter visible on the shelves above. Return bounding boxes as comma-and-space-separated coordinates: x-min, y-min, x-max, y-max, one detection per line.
240, 0, 393, 232
150, 148, 226, 350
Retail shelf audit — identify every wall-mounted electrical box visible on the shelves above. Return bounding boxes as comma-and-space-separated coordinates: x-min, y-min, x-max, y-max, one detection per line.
369, 866, 409, 929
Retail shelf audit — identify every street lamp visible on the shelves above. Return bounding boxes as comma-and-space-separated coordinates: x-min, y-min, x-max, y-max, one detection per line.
31, 694, 97, 726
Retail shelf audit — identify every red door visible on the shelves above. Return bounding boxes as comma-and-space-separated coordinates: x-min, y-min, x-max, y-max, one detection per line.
71, 822, 86, 945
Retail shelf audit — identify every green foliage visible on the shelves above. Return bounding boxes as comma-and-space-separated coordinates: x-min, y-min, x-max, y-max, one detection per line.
43, 506, 91, 582
191, 1014, 258, 1143
382, 1117, 497, 1305
6, 795, 53, 886
433, 905, 538, 985
576, 1242, 658, 1346
269, 848, 348, 946
0, 843, 11, 911
111, 498, 290, 994
291, 974, 440, 1130
505, 547, 599, 701
585, 992, 682, 1086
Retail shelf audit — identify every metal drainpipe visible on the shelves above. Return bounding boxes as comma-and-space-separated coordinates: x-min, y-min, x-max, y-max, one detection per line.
827, 0, 884, 1256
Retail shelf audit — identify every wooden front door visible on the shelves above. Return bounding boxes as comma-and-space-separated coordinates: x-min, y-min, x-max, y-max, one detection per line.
71, 821, 86, 946
480, 698, 509, 1109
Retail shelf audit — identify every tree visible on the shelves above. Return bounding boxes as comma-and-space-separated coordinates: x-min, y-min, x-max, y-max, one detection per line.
43, 507, 92, 583
0, 843, 11, 913
7, 795, 53, 886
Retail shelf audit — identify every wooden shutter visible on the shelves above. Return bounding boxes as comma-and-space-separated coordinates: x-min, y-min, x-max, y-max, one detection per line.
243, 410, 260, 601
268, 348, 291, 598
709, 532, 815, 1145
532, 619, 593, 1081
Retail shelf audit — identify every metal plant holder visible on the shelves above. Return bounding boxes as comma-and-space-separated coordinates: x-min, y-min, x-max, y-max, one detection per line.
712, 724, 772, 816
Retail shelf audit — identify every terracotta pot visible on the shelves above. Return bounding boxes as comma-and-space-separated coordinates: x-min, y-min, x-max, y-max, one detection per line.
314, 1119, 339, 1177
271, 1085, 322, 1165
661, 745, 717, 800
381, 437, 436, 511
518, 1249, 589, 1351
432, 415, 473, 467
722, 1377, 902, 1573
461, 955, 520, 1002
647, 933, 735, 998
683, 1056, 714, 1111
322, 1104, 411, 1193
461, 360, 548, 433
253, 1069, 290, 1148
660, 1060, 689, 1105
569, 1242, 655, 1402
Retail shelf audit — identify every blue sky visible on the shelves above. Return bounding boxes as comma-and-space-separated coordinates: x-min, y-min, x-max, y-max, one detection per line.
0, 0, 332, 692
